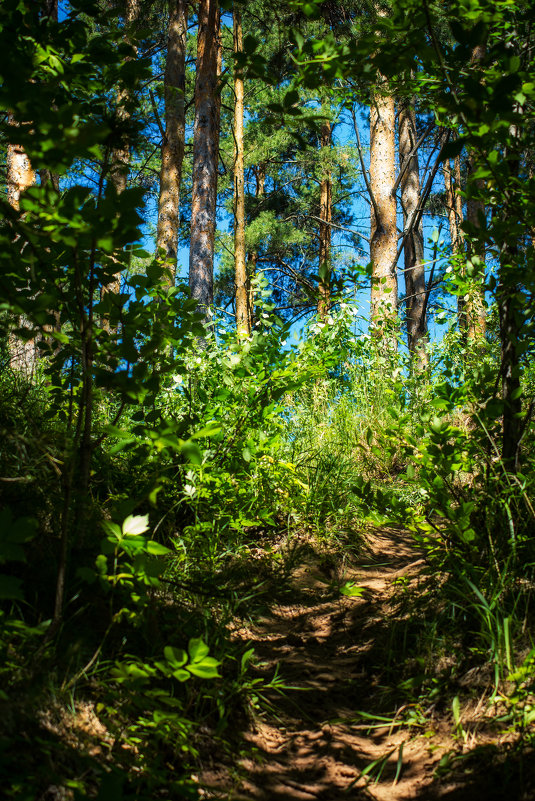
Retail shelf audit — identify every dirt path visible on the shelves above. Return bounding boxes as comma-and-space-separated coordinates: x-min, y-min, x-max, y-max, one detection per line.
201, 528, 459, 800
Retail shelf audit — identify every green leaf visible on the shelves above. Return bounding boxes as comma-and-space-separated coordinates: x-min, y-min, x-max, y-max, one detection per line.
146, 541, 171, 556
241, 648, 255, 672
164, 646, 187, 667
243, 34, 259, 54
95, 554, 108, 576
187, 658, 221, 679
181, 441, 202, 465
172, 668, 191, 682
340, 581, 365, 598
102, 521, 122, 541
188, 637, 210, 663
122, 514, 150, 537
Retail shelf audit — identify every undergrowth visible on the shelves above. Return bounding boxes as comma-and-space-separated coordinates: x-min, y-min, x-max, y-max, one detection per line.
1, 304, 535, 797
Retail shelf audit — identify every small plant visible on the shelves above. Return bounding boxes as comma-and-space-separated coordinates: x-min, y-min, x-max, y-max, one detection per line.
497, 649, 535, 745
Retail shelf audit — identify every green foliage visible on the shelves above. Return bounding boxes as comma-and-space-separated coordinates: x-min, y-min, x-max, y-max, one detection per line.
1, 0, 535, 795
497, 649, 535, 744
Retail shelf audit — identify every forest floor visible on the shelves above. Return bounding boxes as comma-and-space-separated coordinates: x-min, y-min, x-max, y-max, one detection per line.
199, 527, 535, 801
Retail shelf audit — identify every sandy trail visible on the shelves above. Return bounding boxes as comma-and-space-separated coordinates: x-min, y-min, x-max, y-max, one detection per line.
202, 527, 456, 800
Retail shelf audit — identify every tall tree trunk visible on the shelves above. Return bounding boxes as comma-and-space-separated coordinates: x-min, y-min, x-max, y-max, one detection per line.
497, 115, 523, 472
6, 114, 37, 375
39, 2, 60, 189
463, 44, 487, 345
444, 153, 468, 329
233, 6, 249, 338
465, 152, 486, 343
43, 0, 58, 17
6, 117, 35, 211
370, 86, 397, 342
6, 0, 60, 371
443, 159, 459, 254
103, 0, 140, 313
453, 154, 464, 250
399, 98, 428, 371
247, 163, 265, 332
109, 0, 139, 198
189, 0, 221, 319
498, 263, 521, 472
156, 0, 187, 286
317, 119, 332, 320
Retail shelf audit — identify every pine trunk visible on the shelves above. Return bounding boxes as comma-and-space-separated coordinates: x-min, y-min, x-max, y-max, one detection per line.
109, 0, 139, 199
499, 271, 522, 472
443, 160, 458, 254
104, 0, 140, 307
317, 120, 332, 320
156, 0, 187, 286
464, 45, 486, 345
453, 155, 464, 249
370, 87, 397, 341
498, 117, 523, 471
247, 163, 265, 332
465, 152, 487, 343
40, 0, 60, 191
233, 7, 249, 338
6, 114, 37, 375
399, 99, 428, 371
189, 0, 221, 318
6, 119, 35, 212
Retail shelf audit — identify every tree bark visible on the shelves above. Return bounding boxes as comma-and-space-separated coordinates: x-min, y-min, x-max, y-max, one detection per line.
189, 0, 221, 319
42, 0, 58, 18
453, 154, 464, 250
465, 152, 487, 343
463, 44, 487, 345
103, 0, 140, 313
317, 119, 332, 320
498, 268, 521, 472
233, 6, 249, 338
6, 114, 37, 375
444, 159, 458, 254
156, 0, 188, 286
369, 86, 397, 341
444, 153, 468, 329
39, 1, 60, 191
247, 163, 265, 332
109, 0, 139, 197
6, 119, 35, 212
399, 98, 428, 371
497, 114, 523, 472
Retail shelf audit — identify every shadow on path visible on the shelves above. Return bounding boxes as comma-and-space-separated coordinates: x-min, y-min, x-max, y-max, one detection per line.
202, 528, 534, 801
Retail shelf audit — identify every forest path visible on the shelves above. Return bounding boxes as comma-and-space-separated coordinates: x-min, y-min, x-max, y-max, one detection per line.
201, 527, 457, 801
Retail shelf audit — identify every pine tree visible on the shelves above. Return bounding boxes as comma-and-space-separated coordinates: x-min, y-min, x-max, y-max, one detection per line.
399, 97, 428, 370
369, 84, 397, 340
317, 118, 332, 319
233, 4, 250, 337
156, 0, 188, 285
189, 0, 221, 318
